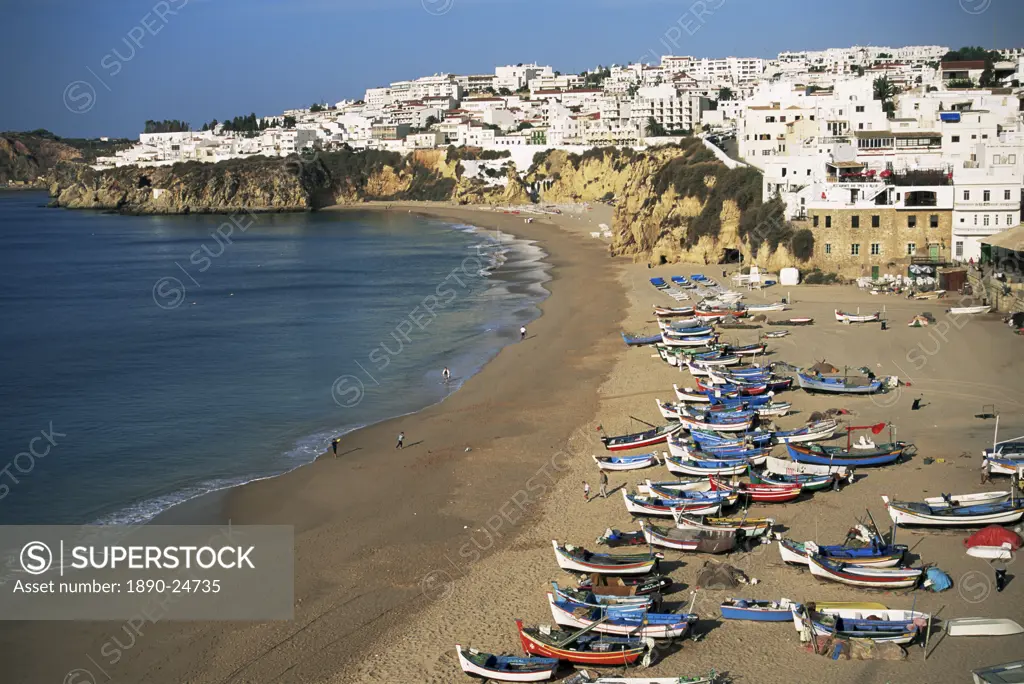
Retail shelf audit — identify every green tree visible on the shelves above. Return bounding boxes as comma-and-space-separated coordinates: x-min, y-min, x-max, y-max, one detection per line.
498, 87, 513, 96
644, 117, 667, 137
516, 122, 534, 131
283, 116, 296, 129
424, 115, 439, 128
718, 87, 734, 101
310, 103, 324, 112
872, 76, 898, 118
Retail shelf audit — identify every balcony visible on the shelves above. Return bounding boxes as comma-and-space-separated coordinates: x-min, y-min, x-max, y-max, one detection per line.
911, 255, 948, 266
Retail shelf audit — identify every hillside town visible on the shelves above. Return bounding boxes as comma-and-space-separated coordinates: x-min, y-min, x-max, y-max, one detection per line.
96, 44, 1024, 267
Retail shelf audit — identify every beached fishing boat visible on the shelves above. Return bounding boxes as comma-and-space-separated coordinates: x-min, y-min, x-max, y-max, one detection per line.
881, 496, 1024, 527
696, 308, 747, 320
720, 598, 794, 622
805, 554, 922, 589
777, 538, 906, 567
660, 333, 717, 348
595, 529, 648, 548
925, 492, 1012, 508
985, 457, 1024, 476
665, 454, 756, 477
749, 470, 835, 491
578, 573, 671, 597
547, 593, 696, 639
695, 377, 768, 396
690, 429, 773, 448
770, 317, 814, 326
660, 322, 716, 337
722, 343, 767, 357
755, 401, 792, 417
835, 309, 881, 323
592, 453, 659, 471
948, 305, 992, 315
947, 618, 1024, 637
790, 607, 922, 644
455, 645, 559, 682
621, 332, 664, 347
709, 477, 802, 503
672, 512, 774, 537
550, 582, 653, 611
515, 619, 649, 666
653, 305, 695, 317
771, 419, 839, 444
972, 660, 1024, 684
787, 442, 908, 467
966, 543, 1016, 560
669, 441, 771, 464
621, 489, 732, 517
672, 385, 714, 403
744, 303, 788, 313
552, 541, 661, 575
796, 371, 883, 394
601, 423, 683, 451
641, 478, 711, 495
569, 673, 718, 684
639, 521, 737, 553
677, 413, 755, 433
764, 456, 848, 478
762, 330, 789, 338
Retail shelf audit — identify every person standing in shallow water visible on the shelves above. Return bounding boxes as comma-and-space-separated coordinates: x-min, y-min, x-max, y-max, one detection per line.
331, 438, 340, 458
396, 432, 404, 449
520, 325, 527, 341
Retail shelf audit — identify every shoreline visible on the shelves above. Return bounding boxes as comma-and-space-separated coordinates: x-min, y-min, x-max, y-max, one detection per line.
2, 201, 628, 682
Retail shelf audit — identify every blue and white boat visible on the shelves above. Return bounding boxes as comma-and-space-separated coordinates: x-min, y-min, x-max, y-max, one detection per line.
771, 419, 838, 444
621, 332, 663, 346
665, 454, 757, 477
796, 371, 883, 394
456, 645, 559, 682
720, 598, 794, 622
592, 452, 659, 471
787, 442, 907, 467
547, 593, 696, 639
690, 429, 773, 448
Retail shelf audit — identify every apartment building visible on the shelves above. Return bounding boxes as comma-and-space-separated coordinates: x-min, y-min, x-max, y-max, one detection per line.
494, 64, 553, 91
952, 164, 1022, 262
631, 85, 709, 133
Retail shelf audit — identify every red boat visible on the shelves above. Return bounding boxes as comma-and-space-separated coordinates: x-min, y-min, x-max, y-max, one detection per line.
695, 378, 768, 396
709, 476, 802, 503
696, 308, 748, 319
515, 619, 649, 665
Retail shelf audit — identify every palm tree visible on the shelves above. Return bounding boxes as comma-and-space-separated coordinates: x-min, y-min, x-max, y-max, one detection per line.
872, 76, 897, 102
645, 117, 667, 137
718, 87, 734, 101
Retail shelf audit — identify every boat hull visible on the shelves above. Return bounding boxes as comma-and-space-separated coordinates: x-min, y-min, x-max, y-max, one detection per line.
806, 554, 921, 589
515, 620, 646, 665
456, 646, 558, 682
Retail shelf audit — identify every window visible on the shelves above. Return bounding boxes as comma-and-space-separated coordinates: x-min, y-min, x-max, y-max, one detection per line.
813, 215, 819, 227
780, 116, 786, 122
824, 243, 832, 254
781, 168, 787, 177
963, 190, 970, 200
825, 215, 832, 228
982, 134, 988, 139
974, 214, 978, 225
855, 105, 864, 113
1009, 214, 1014, 225
806, 169, 811, 176
871, 215, 880, 227
983, 190, 991, 202
983, 215, 990, 226
858, 123, 864, 130
971, 134, 977, 140
929, 214, 938, 228
850, 244, 860, 256
810, 115, 815, 121
951, 135, 960, 143
907, 242, 916, 255
995, 214, 1000, 225
956, 241, 964, 258
1011, 155, 1018, 164
1006, 190, 1012, 201
870, 243, 881, 255
907, 215, 916, 228
851, 216, 860, 228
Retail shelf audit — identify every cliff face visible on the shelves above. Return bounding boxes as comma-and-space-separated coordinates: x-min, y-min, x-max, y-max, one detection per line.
49, 147, 531, 213
0, 134, 83, 186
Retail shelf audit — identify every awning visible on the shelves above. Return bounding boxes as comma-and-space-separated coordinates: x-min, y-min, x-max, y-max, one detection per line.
982, 225, 1024, 252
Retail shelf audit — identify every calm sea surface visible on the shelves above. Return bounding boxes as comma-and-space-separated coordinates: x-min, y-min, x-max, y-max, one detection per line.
0, 192, 548, 524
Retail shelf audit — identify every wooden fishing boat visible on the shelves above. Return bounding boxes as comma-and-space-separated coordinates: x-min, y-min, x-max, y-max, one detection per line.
966, 542, 1015, 560
835, 309, 880, 323
948, 305, 992, 315
695, 377, 768, 396
569, 673, 718, 684
762, 330, 789, 338
653, 305, 695, 317
769, 317, 813, 326
790, 607, 922, 644
744, 302, 788, 313
595, 529, 648, 548
787, 442, 907, 467
720, 598, 794, 622
547, 593, 696, 639
515, 619, 648, 666
722, 343, 767, 357
924, 491, 1011, 508
814, 601, 889, 611
911, 290, 946, 300
805, 554, 921, 589
690, 427, 772, 446
750, 469, 835, 492
667, 439, 769, 462
972, 660, 1024, 684
621, 332, 663, 347
796, 371, 883, 394
673, 384, 715, 403
601, 423, 683, 451
665, 454, 755, 477
755, 401, 792, 417
660, 333, 717, 348
765, 456, 848, 478
455, 645, 559, 682
549, 582, 653, 611
641, 478, 711, 495
552, 541, 660, 575
696, 308, 747, 319
709, 476, 802, 503
771, 419, 839, 444
985, 457, 1024, 476
592, 453, 659, 471
677, 413, 755, 433
621, 489, 732, 517
882, 496, 1024, 527
947, 618, 1024, 637
578, 573, 671, 597
660, 323, 716, 337
673, 512, 774, 537
777, 538, 906, 567
639, 521, 737, 553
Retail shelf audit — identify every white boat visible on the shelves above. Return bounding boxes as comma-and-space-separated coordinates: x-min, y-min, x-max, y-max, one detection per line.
791, 606, 930, 630
592, 453, 660, 472
923, 491, 1011, 508
455, 645, 557, 682
641, 478, 711, 494
947, 618, 1024, 637
949, 305, 992, 315
574, 672, 717, 684
546, 592, 692, 639
882, 495, 1024, 527
805, 554, 922, 589
744, 302, 788, 313
966, 542, 1015, 560
791, 606, 928, 644
673, 384, 712, 403
771, 419, 839, 444
973, 660, 1024, 684
835, 309, 880, 323
765, 456, 848, 478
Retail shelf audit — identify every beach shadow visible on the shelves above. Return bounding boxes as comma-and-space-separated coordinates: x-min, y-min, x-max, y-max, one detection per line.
337, 447, 361, 457
656, 559, 687, 574
1002, 574, 1014, 590
691, 618, 725, 639
403, 441, 424, 449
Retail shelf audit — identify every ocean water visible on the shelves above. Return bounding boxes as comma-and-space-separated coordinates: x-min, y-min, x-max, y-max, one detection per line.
0, 192, 549, 525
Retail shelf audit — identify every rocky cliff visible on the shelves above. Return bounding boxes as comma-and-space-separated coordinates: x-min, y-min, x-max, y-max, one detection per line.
529, 140, 814, 270
49, 147, 531, 213
0, 133, 84, 186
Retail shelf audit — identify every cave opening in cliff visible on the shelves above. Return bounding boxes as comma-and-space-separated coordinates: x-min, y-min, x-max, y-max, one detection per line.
720, 249, 741, 264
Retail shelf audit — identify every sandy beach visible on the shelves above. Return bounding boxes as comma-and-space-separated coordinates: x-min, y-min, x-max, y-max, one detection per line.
4, 202, 1023, 683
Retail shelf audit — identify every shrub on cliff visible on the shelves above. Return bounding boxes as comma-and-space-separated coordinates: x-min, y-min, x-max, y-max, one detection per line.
740, 198, 793, 256
790, 228, 815, 261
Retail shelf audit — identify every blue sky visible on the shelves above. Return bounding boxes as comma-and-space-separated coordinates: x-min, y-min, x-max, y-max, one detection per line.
0, 0, 1020, 138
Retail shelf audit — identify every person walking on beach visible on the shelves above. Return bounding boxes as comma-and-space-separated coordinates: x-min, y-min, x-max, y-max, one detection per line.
442, 366, 451, 383
331, 437, 340, 458
396, 432, 405, 450
520, 325, 527, 341
583, 481, 590, 502
993, 558, 1008, 593
599, 471, 609, 498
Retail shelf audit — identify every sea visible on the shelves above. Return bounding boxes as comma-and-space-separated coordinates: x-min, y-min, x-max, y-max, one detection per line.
0, 192, 549, 525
